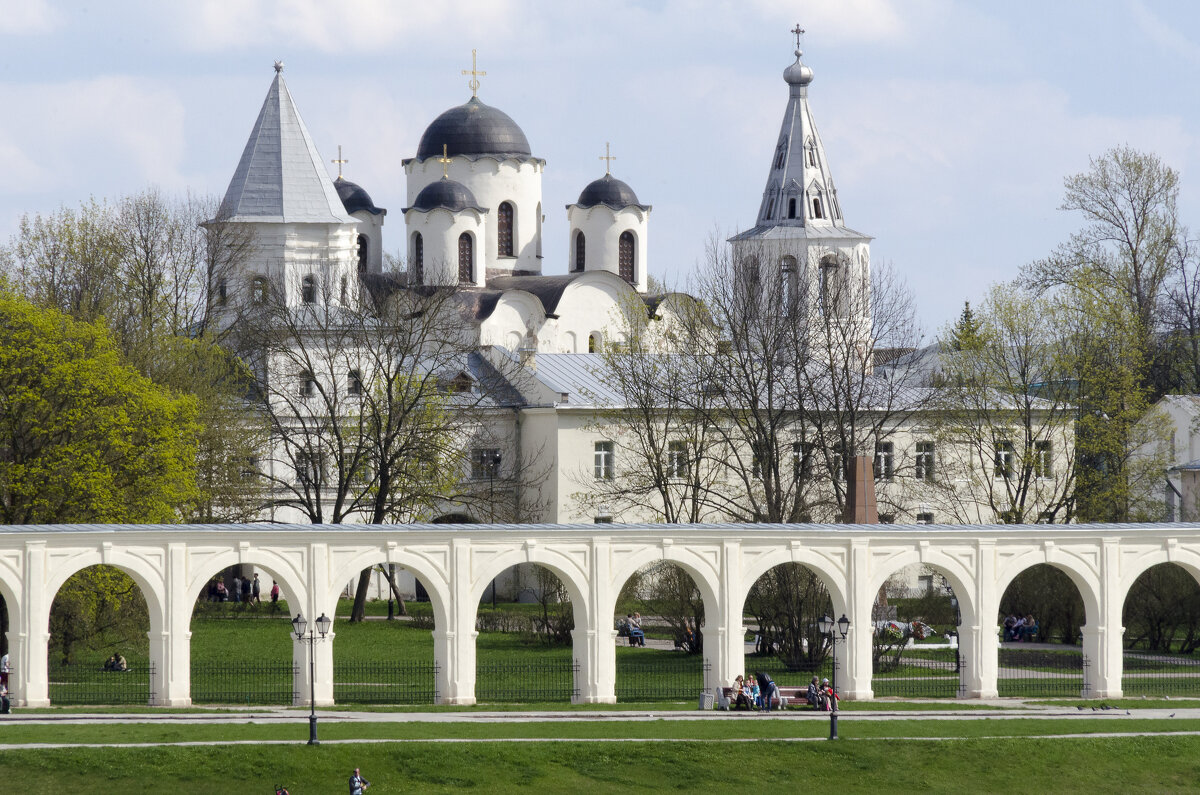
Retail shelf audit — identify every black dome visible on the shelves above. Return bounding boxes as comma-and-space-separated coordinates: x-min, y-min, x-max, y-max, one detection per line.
335, 177, 383, 215
416, 97, 532, 160
406, 178, 484, 213
575, 174, 644, 209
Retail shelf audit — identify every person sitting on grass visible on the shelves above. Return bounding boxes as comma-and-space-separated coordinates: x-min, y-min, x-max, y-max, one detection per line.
349, 767, 370, 794
113, 652, 127, 672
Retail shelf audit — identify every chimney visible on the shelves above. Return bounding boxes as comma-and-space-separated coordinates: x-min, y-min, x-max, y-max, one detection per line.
843, 455, 878, 524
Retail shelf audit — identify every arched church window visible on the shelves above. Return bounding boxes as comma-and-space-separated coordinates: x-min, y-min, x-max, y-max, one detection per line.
216, 279, 228, 306
773, 140, 787, 170
458, 232, 474, 283
340, 276, 348, 305
412, 232, 424, 285
574, 230, 586, 272
588, 332, 602, 353
618, 231, 635, 283
812, 197, 823, 219
821, 258, 845, 317
498, 201, 514, 257
781, 256, 797, 316
787, 198, 796, 219
250, 276, 268, 305
357, 234, 369, 276
302, 275, 317, 305
807, 146, 816, 167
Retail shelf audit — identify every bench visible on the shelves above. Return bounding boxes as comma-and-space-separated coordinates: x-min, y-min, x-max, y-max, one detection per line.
715, 685, 811, 710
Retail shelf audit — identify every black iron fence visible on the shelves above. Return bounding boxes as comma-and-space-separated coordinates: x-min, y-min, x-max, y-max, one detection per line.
49, 663, 154, 705
475, 659, 578, 702
1122, 650, 1200, 697
997, 647, 1088, 698
335, 661, 438, 704
191, 662, 297, 705
616, 654, 706, 701
872, 648, 963, 698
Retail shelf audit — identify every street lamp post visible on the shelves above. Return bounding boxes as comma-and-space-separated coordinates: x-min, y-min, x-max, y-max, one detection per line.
819, 613, 851, 740
483, 451, 502, 606
292, 612, 331, 745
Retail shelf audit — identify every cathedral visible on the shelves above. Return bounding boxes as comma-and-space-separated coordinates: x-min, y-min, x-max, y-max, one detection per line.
211, 55, 674, 358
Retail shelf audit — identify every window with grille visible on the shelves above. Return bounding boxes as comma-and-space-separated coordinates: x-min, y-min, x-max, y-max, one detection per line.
347, 370, 363, 396
1034, 440, 1053, 479
915, 441, 935, 481
357, 234, 369, 275
916, 512, 934, 524
874, 441, 894, 481
471, 448, 502, 480
594, 441, 614, 480
574, 230, 585, 271
994, 440, 1015, 480
412, 233, 424, 284
298, 372, 316, 399
667, 441, 689, 480
458, 233, 473, 283
498, 202, 514, 257
618, 231, 635, 283
302, 275, 317, 304
792, 441, 813, 480
250, 276, 268, 305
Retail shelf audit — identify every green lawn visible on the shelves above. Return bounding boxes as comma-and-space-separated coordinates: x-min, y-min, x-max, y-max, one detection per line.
1, 729, 1200, 792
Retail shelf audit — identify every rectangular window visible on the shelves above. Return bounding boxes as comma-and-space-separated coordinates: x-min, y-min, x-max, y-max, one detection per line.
874, 441, 895, 481
832, 442, 845, 482
299, 372, 316, 399
792, 441, 813, 480
471, 448, 502, 480
1034, 440, 1053, 479
915, 441, 935, 481
878, 513, 896, 524
347, 369, 363, 396
240, 456, 260, 481
916, 512, 934, 524
752, 443, 772, 480
994, 440, 1015, 480
667, 440, 689, 480
594, 441, 614, 480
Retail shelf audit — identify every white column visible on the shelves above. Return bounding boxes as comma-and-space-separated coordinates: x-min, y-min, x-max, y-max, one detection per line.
442, 539, 477, 705
962, 540, 998, 698
713, 540, 743, 693
1086, 540, 1124, 699
842, 540, 873, 700
154, 542, 192, 706
577, 536, 615, 704
22, 541, 49, 707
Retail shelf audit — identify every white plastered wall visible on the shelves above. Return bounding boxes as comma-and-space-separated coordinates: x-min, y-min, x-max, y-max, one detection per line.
567, 205, 649, 293
404, 208, 487, 288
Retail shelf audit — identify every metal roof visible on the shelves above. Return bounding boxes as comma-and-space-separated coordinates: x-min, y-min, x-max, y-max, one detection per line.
215, 71, 355, 225
415, 97, 533, 160
571, 173, 650, 211
335, 176, 385, 216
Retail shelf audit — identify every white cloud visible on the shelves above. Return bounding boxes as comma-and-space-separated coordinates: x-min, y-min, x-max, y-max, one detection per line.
0, 76, 188, 199
0, 0, 63, 35
176, 0, 523, 53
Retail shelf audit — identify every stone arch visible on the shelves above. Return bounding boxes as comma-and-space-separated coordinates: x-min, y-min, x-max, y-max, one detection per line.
326, 547, 452, 634
42, 550, 167, 639
739, 546, 849, 621
608, 545, 721, 629
184, 549, 309, 618
866, 550, 978, 629
470, 547, 591, 620
1118, 547, 1200, 598
993, 550, 1101, 628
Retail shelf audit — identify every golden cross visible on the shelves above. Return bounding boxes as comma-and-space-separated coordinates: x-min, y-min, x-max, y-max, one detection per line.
462, 49, 487, 98
437, 143, 452, 179
331, 145, 348, 179
791, 23, 805, 51
599, 142, 616, 175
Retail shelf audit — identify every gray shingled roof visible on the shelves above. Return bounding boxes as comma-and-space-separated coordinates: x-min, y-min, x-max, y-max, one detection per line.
216, 72, 355, 224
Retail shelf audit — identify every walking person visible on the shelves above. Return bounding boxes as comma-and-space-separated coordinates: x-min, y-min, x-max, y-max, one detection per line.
349, 767, 371, 794
232, 575, 242, 604
252, 573, 262, 605
1, 650, 9, 688
240, 575, 252, 604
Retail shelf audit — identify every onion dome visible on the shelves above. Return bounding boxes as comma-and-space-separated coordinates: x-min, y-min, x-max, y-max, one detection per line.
404, 177, 485, 213
784, 49, 814, 87
334, 177, 384, 215
415, 97, 532, 160
573, 174, 649, 211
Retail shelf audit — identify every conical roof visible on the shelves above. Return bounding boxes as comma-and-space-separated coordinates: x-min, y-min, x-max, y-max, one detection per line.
215, 68, 355, 224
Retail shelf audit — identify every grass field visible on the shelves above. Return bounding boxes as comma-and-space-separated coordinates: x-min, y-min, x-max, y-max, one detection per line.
1, 718, 1200, 793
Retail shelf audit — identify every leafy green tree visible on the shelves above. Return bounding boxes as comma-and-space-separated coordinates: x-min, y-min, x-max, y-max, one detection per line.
49, 565, 149, 666
0, 292, 199, 523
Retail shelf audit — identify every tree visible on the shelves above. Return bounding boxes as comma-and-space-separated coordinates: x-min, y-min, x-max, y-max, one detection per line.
926, 283, 1078, 524
0, 291, 199, 524
745, 564, 831, 668
49, 565, 148, 666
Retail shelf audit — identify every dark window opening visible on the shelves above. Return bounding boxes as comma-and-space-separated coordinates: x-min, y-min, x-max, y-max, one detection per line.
412, 233, 424, 284
574, 230, 585, 272
498, 201, 514, 257
618, 231, 635, 283
357, 234, 369, 276
302, 275, 317, 304
787, 198, 797, 219
458, 233, 474, 283
812, 198, 823, 219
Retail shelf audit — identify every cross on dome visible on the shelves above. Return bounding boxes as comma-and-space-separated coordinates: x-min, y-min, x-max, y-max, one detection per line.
462, 49, 487, 98
331, 145, 348, 179
791, 23, 805, 54
437, 143, 452, 178
599, 142, 616, 175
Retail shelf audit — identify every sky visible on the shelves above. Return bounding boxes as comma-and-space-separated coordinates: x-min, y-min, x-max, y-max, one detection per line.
2, 0, 1200, 336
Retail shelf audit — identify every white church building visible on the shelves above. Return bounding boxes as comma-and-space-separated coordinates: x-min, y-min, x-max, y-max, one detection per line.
202, 38, 1073, 605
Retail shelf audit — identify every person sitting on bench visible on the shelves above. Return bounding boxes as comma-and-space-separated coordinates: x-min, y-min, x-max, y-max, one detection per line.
628, 613, 645, 647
